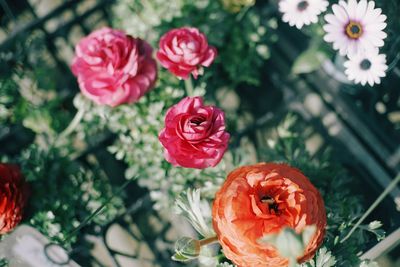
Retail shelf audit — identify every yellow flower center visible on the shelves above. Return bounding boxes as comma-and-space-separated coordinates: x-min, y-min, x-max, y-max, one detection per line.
345, 21, 363, 39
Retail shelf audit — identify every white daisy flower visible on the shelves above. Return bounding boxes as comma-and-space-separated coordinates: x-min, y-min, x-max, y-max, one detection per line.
324, 0, 387, 56
279, 0, 329, 29
344, 50, 388, 86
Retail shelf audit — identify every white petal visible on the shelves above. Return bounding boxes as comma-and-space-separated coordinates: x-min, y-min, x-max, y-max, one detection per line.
324, 32, 342, 42
376, 13, 387, 23
325, 14, 343, 26
347, 0, 358, 18
338, 0, 348, 8
348, 41, 358, 56
332, 4, 349, 23
366, 0, 375, 12
324, 24, 343, 33
365, 35, 385, 47
339, 45, 348, 56
360, 77, 367, 86
367, 74, 375, 86
356, 0, 368, 20
365, 22, 387, 32
363, 9, 382, 24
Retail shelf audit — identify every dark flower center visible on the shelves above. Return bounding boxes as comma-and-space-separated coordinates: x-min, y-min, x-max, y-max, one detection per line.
297, 1, 309, 11
360, 59, 372, 70
261, 195, 279, 213
345, 21, 363, 39
190, 117, 205, 125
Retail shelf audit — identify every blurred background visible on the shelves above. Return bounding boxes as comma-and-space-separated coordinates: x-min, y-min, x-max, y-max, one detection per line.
0, 0, 399, 266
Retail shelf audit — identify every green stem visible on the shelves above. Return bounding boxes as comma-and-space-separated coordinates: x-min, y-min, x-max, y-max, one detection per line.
340, 173, 400, 243
63, 178, 134, 243
58, 106, 85, 141
184, 77, 194, 97
236, 5, 251, 22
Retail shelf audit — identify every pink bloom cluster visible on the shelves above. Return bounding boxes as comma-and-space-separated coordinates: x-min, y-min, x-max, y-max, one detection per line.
72, 26, 226, 168
71, 27, 157, 107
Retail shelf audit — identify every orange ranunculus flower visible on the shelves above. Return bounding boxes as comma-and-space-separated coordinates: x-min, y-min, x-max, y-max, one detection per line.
212, 163, 326, 267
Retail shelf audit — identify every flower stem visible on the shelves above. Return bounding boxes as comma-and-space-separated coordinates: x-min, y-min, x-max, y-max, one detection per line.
340, 173, 400, 243
199, 236, 218, 247
58, 106, 85, 141
184, 77, 194, 97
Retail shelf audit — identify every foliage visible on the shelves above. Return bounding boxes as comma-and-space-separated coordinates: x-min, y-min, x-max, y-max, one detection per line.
1, 64, 123, 251
0, 0, 395, 266
113, 0, 277, 87
0, 78, 19, 123
77, 81, 254, 211
17, 144, 124, 248
299, 247, 336, 267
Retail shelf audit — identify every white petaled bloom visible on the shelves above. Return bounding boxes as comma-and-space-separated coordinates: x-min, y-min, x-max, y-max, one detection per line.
344, 50, 388, 86
279, 0, 329, 29
324, 0, 387, 56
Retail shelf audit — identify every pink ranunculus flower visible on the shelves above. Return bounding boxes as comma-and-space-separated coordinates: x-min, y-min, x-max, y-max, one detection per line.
159, 97, 230, 169
71, 27, 157, 107
156, 27, 217, 80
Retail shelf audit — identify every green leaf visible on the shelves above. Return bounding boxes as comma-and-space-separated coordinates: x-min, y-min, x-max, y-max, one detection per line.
292, 48, 328, 74
0, 258, 8, 267
315, 247, 336, 267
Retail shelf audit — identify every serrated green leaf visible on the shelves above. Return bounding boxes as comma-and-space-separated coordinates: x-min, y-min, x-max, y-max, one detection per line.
315, 247, 336, 267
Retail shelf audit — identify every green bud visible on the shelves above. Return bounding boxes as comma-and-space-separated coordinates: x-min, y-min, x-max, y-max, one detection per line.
220, 0, 256, 13
174, 237, 201, 260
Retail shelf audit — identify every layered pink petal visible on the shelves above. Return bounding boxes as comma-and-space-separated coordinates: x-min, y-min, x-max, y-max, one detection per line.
71, 27, 157, 107
159, 97, 230, 169
156, 27, 217, 80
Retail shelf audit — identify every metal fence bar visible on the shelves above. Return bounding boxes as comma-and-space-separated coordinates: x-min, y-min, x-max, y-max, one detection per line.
361, 227, 400, 260
0, 0, 16, 22
0, 0, 115, 50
